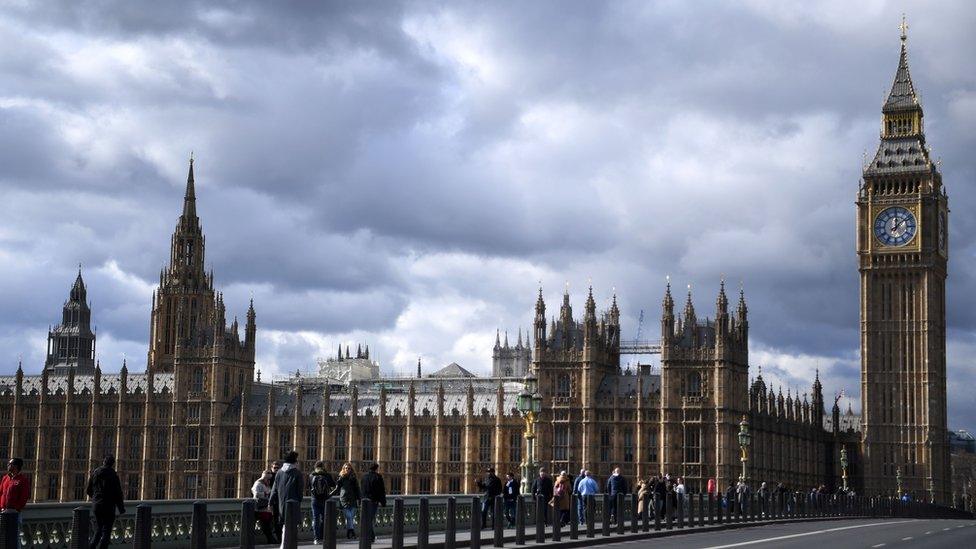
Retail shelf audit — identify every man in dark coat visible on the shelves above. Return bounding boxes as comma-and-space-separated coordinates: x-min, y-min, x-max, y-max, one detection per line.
531, 468, 554, 525
269, 451, 304, 540
86, 455, 125, 549
360, 463, 387, 542
503, 473, 519, 527
606, 467, 628, 524
268, 460, 283, 540
476, 467, 503, 528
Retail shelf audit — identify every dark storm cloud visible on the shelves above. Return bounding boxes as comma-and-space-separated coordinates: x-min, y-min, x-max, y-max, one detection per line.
1, 1, 975, 428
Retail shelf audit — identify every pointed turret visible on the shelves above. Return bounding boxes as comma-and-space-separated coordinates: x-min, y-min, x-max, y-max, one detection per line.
503, 330, 509, 349
534, 286, 547, 348
183, 153, 197, 219
245, 298, 256, 352
494, 329, 501, 350
683, 285, 697, 328
516, 328, 523, 348
46, 268, 96, 374
662, 278, 675, 342
883, 18, 921, 117
417, 357, 422, 379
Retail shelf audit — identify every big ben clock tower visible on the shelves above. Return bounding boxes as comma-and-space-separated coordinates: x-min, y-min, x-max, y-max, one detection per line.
858, 19, 950, 503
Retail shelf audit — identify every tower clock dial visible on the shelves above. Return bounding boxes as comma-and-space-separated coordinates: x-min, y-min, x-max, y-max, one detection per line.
874, 206, 917, 246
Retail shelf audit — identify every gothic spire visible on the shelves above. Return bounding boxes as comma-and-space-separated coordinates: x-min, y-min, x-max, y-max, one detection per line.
683, 285, 696, 326
883, 15, 921, 115
584, 285, 596, 322
183, 153, 197, 219
70, 265, 87, 303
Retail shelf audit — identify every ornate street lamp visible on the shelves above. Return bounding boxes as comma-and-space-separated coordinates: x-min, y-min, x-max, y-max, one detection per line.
840, 446, 849, 492
518, 373, 543, 493
738, 415, 751, 483
895, 466, 903, 499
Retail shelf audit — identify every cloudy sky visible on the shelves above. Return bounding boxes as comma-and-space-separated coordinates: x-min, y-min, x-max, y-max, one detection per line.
1, 1, 974, 428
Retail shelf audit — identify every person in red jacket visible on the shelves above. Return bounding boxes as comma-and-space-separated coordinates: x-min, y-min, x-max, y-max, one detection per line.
1, 457, 30, 547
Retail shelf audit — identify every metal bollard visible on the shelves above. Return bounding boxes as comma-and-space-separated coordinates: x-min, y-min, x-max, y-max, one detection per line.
136, 504, 153, 549
191, 501, 208, 549
535, 496, 546, 544
324, 499, 338, 549
641, 493, 649, 532
699, 493, 705, 527
653, 493, 661, 531
586, 495, 595, 538
601, 494, 610, 536
616, 493, 625, 535
418, 497, 430, 549
445, 497, 456, 549
631, 493, 639, 533
0, 510, 19, 549
284, 499, 300, 549
677, 494, 684, 528
687, 493, 695, 527
569, 494, 578, 539
552, 498, 561, 543
471, 496, 481, 549
392, 498, 404, 549
708, 493, 714, 525
70, 506, 90, 549
494, 496, 505, 547
665, 492, 673, 529
515, 496, 525, 545
239, 500, 254, 549
359, 499, 374, 549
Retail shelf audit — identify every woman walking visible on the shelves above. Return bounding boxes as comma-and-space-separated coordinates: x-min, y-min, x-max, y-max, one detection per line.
550, 471, 571, 526
331, 462, 361, 539
251, 470, 277, 544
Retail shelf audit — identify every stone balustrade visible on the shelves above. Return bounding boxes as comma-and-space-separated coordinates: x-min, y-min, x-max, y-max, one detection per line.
1, 492, 971, 548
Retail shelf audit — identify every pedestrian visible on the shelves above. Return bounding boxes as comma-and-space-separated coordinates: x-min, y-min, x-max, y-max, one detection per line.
309, 461, 335, 545
269, 451, 304, 549
360, 462, 387, 542
85, 455, 125, 549
572, 468, 586, 494
551, 471, 571, 526
576, 470, 599, 524
736, 479, 751, 516
476, 466, 503, 529
675, 477, 686, 517
758, 481, 769, 517
252, 470, 277, 544
503, 473, 519, 527
0, 457, 30, 549
531, 468, 554, 525
331, 462, 361, 539
654, 475, 667, 519
607, 467, 628, 524
725, 483, 736, 516
637, 478, 651, 517
268, 460, 283, 540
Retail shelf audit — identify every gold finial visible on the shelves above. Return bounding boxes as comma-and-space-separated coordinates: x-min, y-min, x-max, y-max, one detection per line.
899, 14, 908, 43
189, 150, 194, 165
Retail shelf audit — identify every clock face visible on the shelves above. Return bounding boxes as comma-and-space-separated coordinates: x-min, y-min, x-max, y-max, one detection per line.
874, 206, 917, 247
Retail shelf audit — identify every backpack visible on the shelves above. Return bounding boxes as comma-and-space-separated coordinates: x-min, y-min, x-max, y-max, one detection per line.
311, 474, 333, 498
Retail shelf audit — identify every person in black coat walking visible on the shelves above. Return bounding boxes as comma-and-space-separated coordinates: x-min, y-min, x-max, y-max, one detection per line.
476, 467, 503, 529
360, 463, 387, 542
503, 473, 519, 527
86, 455, 125, 549
531, 468, 555, 525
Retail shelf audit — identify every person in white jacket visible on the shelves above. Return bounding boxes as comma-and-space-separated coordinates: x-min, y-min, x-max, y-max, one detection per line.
251, 470, 276, 544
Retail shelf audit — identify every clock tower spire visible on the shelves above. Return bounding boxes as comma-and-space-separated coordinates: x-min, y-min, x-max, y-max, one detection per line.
858, 19, 949, 503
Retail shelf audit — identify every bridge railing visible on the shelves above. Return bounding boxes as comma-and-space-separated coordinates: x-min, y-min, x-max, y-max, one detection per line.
1, 492, 970, 548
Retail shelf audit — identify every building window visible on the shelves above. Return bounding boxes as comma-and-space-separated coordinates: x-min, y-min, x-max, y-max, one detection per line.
509, 430, 522, 464
252, 428, 264, 461
73, 473, 85, 501
389, 476, 402, 495
100, 431, 116, 458
47, 475, 59, 501
305, 429, 319, 459
623, 429, 634, 462
22, 431, 37, 460
187, 429, 200, 460
683, 372, 702, 397
278, 431, 291, 459
390, 429, 405, 462
128, 432, 142, 460
448, 477, 462, 494
78, 407, 89, 421
223, 370, 231, 399
600, 428, 612, 463
684, 427, 701, 463
130, 406, 143, 423
361, 429, 375, 462
418, 477, 432, 495
154, 431, 169, 460
225, 431, 238, 461
419, 429, 433, 462
333, 429, 346, 462
184, 474, 199, 499
554, 426, 569, 461
52, 408, 64, 422
556, 375, 571, 398
645, 430, 658, 463
126, 475, 140, 500
103, 407, 115, 421
47, 436, 62, 460
191, 368, 204, 393
223, 475, 236, 499
24, 406, 37, 422
448, 429, 462, 462
0, 431, 8, 460
478, 429, 492, 464
0, 408, 10, 422
154, 474, 167, 500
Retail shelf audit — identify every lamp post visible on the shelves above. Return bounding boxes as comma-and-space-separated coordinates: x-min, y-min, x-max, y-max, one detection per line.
518, 373, 543, 494
840, 446, 849, 492
737, 415, 751, 483
895, 466, 903, 499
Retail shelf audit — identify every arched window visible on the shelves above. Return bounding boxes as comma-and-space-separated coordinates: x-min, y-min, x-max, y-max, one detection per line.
684, 372, 702, 397
191, 368, 204, 393
556, 375, 571, 398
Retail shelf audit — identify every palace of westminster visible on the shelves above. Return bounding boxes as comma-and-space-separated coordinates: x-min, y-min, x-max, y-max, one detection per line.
0, 31, 954, 504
